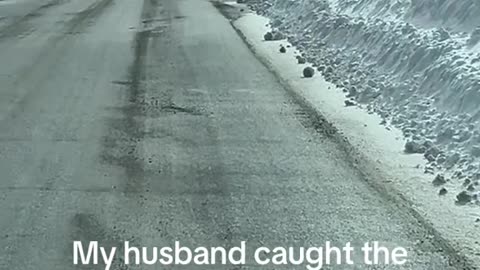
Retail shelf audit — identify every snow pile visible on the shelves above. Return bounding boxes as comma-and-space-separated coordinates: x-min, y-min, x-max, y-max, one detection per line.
247, 0, 480, 203
330, 0, 480, 32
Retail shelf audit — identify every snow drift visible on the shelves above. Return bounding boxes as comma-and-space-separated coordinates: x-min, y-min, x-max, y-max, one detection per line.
247, 0, 480, 203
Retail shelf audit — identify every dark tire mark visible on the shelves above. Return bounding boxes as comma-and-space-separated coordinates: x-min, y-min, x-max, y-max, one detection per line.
145, 0, 237, 251
100, 0, 158, 196
69, 213, 129, 270
104, 0, 235, 249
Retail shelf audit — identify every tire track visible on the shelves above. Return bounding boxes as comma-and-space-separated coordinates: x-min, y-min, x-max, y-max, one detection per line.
100, 0, 159, 196
69, 213, 130, 270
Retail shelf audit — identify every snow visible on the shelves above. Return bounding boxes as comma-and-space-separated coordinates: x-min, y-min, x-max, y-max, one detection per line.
245, 0, 480, 204
231, 9, 480, 268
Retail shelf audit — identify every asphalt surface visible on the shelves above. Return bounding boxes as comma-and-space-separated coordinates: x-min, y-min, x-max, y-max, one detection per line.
0, 0, 468, 269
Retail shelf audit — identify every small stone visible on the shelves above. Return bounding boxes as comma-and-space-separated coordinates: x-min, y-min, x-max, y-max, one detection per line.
344, 100, 356, 107
303, 67, 315, 78
279, 46, 286, 53
273, 32, 285, 40
436, 155, 446, 164
438, 187, 448, 196
297, 57, 306, 64
264, 32, 273, 41
425, 146, 441, 158
467, 184, 475, 191
404, 140, 426, 154
456, 191, 472, 204
425, 154, 436, 162
424, 165, 435, 174
347, 86, 357, 97
432, 174, 446, 186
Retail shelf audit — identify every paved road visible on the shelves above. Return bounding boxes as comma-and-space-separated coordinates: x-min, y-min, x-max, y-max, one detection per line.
0, 0, 467, 269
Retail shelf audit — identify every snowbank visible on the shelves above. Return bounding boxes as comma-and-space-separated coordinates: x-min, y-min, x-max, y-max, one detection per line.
247, 0, 480, 203
231, 11, 480, 269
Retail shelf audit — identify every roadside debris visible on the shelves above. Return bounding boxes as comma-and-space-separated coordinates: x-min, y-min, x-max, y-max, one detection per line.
432, 174, 446, 186
439, 188, 448, 196
296, 56, 306, 64
302, 66, 314, 78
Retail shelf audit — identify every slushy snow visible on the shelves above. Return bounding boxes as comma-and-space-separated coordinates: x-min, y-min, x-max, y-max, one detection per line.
247, 0, 480, 204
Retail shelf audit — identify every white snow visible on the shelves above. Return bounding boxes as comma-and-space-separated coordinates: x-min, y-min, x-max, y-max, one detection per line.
232, 9, 480, 268
246, 0, 480, 203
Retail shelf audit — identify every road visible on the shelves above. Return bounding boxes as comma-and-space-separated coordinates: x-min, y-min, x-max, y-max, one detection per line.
0, 0, 468, 269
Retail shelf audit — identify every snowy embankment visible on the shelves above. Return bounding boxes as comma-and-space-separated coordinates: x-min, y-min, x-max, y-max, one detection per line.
228, 4, 480, 267
247, 0, 480, 204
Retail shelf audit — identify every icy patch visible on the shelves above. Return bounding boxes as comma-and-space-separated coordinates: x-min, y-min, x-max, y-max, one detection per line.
247, 0, 480, 202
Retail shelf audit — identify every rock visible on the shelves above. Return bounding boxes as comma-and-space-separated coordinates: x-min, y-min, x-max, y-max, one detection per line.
297, 57, 306, 64
432, 174, 446, 186
264, 32, 273, 41
436, 155, 446, 164
346, 86, 357, 97
467, 184, 475, 191
303, 67, 315, 78
279, 46, 286, 53
424, 146, 441, 159
344, 100, 356, 107
404, 140, 426, 154
271, 18, 282, 28
456, 191, 472, 204
438, 187, 448, 196
273, 31, 285, 40
425, 154, 436, 162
